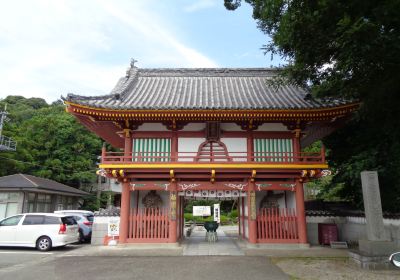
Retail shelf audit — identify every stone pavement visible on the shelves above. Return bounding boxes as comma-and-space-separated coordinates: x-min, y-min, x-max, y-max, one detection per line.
0, 255, 289, 280
183, 226, 244, 256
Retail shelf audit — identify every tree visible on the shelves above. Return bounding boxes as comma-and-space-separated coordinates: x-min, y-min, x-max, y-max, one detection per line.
0, 96, 102, 190
225, 0, 400, 211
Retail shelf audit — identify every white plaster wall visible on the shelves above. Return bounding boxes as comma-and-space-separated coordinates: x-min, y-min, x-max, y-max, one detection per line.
256, 123, 288, 131
181, 123, 206, 131
136, 123, 169, 131
221, 138, 247, 162
221, 123, 242, 131
178, 138, 205, 161
306, 216, 400, 247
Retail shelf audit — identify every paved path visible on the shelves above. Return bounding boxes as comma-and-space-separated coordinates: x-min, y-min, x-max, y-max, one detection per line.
183, 226, 244, 256
0, 255, 289, 280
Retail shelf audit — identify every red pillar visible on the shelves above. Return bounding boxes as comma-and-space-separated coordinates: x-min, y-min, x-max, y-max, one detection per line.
247, 180, 257, 243
119, 181, 131, 243
123, 129, 132, 162
169, 182, 177, 243
118, 129, 132, 243
247, 131, 253, 162
295, 179, 308, 244
171, 131, 178, 162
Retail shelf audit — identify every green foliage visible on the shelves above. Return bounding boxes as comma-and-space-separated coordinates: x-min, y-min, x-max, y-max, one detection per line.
229, 209, 238, 219
226, 0, 400, 211
184, 199, 219, 213
0, 96, 102, 190
184, 213, 233, 225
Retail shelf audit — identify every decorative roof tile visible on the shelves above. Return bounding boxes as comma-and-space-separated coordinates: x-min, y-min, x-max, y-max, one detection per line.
64, 66, 352, 110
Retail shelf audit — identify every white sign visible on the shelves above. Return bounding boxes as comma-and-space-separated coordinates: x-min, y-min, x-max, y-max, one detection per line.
214, 204, 220, 223
193, 206, 211, 216
108, 217, 120, 236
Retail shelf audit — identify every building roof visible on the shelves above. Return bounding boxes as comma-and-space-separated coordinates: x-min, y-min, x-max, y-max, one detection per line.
64, 67, 351, 110
0, 174, 88, 196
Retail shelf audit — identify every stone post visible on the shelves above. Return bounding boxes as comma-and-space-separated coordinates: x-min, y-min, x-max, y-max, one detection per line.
358, 171, 394, 255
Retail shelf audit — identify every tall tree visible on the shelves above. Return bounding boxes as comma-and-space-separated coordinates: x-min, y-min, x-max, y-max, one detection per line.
0, 96, 102, 190
225, 0, 400, 211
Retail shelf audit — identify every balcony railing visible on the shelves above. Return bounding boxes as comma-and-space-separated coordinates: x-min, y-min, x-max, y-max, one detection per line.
101, 150, 325, 165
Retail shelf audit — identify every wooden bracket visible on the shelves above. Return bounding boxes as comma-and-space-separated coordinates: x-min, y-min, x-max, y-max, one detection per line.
112, 170, 118, 177
170, 169, 175, 182
211, 169, 216, 183
251, 169, 256, 182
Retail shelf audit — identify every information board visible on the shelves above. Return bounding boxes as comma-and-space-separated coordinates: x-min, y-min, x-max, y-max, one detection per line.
193, 206, 211, 216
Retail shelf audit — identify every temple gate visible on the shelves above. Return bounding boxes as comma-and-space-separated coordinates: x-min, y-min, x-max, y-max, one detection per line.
64, 61, 358, 245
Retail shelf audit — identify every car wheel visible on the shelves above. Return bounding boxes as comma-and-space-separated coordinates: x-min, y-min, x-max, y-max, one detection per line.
36, 236, 52, 251
79, 231, 85, 243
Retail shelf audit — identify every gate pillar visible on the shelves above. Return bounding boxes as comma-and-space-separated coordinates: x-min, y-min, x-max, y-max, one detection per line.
247, 180, 257, 243
119, 181, 131, 243
295, 179, 308, 244
169, 181, 178, 243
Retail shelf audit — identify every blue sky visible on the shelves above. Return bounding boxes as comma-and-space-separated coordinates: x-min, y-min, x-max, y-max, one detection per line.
0, 0, 284, 102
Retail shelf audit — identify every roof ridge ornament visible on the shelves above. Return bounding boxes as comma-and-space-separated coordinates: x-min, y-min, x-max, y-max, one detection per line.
130, 58, 138, 68
126, 58, 138, 78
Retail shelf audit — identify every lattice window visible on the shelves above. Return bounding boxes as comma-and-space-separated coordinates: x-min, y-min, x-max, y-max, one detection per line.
253, 138, 293, 162
132, 138, 171, 162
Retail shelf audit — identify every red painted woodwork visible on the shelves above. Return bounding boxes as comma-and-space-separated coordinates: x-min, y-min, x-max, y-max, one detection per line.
118, 130, 294, 139
119, 182, 131, 243
195, 140, 232, 162
318, 223, 338, 245
128, 208, 169, 242
295, 180, 308, 244
247, 182, 257, 244
256, 208, 298, 242
102, 150, 324, 164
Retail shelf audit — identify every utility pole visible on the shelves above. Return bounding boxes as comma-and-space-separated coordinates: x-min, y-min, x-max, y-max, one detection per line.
0, 104, 16, 152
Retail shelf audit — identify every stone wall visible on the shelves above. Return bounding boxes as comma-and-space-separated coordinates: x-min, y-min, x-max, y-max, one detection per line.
91, 216, 110, 245
306, 216, 400, 248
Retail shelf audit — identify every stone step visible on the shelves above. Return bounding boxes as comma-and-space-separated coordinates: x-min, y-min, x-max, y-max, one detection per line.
330, 241, 348, 249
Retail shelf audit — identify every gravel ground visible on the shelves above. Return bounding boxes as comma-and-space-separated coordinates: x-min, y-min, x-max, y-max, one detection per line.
273, 257, 400, 280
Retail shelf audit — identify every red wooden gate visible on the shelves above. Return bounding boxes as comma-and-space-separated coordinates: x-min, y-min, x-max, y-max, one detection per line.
128, 208, 169, 242
256, 208, 299, 243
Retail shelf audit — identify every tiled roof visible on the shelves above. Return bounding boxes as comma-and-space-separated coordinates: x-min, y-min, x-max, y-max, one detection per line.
0, 174, 88, 196
64, 67, 351, 110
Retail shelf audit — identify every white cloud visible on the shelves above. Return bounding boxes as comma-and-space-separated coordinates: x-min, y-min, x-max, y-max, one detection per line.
184, 0, 218, 13
0, 0, 218, 103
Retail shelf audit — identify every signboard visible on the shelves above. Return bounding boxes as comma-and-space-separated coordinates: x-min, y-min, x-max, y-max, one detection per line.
193, 206, 211, 216
107, 217, 120, 236
214, 204, 220, 223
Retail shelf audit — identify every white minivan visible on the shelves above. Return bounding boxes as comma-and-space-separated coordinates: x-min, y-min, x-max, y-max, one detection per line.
0, 213, 79, 251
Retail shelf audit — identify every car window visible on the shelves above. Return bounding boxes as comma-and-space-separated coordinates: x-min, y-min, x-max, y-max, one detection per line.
85, 215, 94, 222
0, 215, 23, 226
44, 216, 61, 224
61, 216, 77, 225
22, 215, 45, 225
74, 216, 82, 221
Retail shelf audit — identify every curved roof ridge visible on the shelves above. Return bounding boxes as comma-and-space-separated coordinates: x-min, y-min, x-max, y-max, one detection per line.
63, 62, 355, 110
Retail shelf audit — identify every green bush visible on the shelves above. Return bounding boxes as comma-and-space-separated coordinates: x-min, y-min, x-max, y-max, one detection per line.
220, 214, 230, 225
229, 209, 238, 219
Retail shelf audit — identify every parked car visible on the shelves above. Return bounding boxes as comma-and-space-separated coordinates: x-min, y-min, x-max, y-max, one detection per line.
54, 210, 94, 243
0, 213, 79, 251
